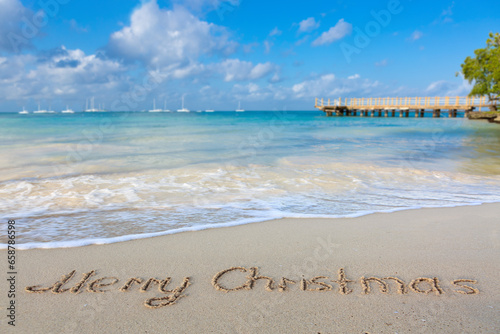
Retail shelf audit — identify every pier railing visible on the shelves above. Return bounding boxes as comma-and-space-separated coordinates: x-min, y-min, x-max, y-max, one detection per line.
315, 96, 494, 110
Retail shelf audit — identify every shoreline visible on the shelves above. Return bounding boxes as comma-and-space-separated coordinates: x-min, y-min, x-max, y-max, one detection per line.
1, 203, 499, 333
5, 200, 500, 250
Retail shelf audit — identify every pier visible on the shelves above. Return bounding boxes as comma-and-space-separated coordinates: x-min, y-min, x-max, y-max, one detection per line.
315, 96, 496, 117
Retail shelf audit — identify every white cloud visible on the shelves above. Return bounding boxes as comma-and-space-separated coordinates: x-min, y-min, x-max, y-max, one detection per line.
243, 42, 259, 53
298, 17, 320, 33
410, 30, 423, 41
0, 0, 32, 52
375, 59, 388, 67
434, 2, 455, 24
214, 59, 277, 81
170, 62, 206, 79
232, 83, 273, 102
263, 40, 273, 54
426, 79, 472, 96
0, 54, 34, 85
68, 19, 88, 33
291, 73, 381, 99
269, 72, 282, 83
348, 74, 360, 80
295, 35, 309, 46
172, 0, 240, 13
0, 46, 127, 101
250, 62, 276, 79
107, 1, 236, 68
292, 74, 335, 98
312, 19, 352, 46
269, 27, 282, 37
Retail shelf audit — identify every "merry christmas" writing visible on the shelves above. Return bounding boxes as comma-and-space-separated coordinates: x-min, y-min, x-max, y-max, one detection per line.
25, 267, 479, 309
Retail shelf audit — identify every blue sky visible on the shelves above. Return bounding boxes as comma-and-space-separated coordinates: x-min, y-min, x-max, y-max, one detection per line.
0, 0, 499, 111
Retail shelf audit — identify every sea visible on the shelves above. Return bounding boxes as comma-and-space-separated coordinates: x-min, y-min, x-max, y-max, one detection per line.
1, 110, 500, 249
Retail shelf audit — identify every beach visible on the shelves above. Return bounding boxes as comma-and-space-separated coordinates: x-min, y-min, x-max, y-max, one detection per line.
2, 0, 500, 332
2, 203, 499, 333
2, 112, 500, 248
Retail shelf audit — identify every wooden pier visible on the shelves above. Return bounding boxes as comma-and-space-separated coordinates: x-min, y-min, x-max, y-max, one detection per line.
315, 96, 496, 117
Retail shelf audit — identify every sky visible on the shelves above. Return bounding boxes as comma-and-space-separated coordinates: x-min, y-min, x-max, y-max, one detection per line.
0, 0, 499, 111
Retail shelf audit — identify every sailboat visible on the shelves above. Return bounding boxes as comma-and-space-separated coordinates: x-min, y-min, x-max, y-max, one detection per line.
162, 99, 171, 112
18, 107, 29, 114
236, 101, 244, 112
205, 109, 214, 112
85, 97, 102, 112
47, 105, 56, 113
61, 105, 75, 113
149, 99, 163, 112
33, 103, 48, 114
177, 95, 190, 112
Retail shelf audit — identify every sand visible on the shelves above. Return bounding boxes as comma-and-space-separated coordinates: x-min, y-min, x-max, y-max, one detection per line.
1, 203, 500, 333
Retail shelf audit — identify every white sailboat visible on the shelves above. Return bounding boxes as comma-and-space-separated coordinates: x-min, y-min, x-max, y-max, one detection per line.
85, 97, 102, 112
177, 95, 190, 112
205, 109, 214, 112
33, 103, 48, 114
149, 99, 163, 112
236, 101, 244, 112
18, 107, 29, 114
162, 99, 171, 112
61, 105, 75, 113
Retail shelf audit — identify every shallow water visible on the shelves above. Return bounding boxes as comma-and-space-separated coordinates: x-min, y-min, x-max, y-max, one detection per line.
1, 111, 500, 248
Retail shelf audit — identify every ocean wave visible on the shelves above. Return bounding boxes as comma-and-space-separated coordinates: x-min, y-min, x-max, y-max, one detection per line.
1, 160, 500, 248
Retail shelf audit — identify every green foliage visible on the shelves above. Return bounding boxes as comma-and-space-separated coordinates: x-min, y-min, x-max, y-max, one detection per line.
458, 32, 500, 103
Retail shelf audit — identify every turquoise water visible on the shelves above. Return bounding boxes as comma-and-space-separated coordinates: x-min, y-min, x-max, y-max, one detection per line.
1, 111, 500, 248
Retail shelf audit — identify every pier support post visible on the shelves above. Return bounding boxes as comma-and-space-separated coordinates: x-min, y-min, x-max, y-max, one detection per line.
326, 111, 332, 117
433, 109, 441, 118
391, 110, 395, 117
449, 109, 457, 118
384, 110, 388, 117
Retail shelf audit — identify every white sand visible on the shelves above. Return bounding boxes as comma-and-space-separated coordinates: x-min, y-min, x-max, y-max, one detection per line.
1, 203, 499, 333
